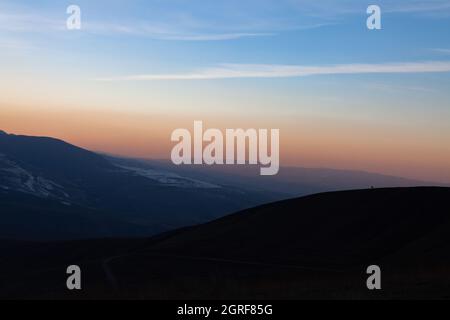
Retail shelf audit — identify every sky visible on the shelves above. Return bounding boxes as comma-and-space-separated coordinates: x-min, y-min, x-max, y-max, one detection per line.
1, 0, 450, 183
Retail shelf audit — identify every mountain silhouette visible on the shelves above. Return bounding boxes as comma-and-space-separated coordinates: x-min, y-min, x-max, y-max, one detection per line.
1, 130, 439, 241
0, 131, 275, 239
0, 131, 114, 178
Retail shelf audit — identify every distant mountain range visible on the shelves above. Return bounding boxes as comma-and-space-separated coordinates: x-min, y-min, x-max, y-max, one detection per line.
0, 130, 276, 240
138, 159, 439, 196
1, 187, 449, 299
0, 130, 444, 240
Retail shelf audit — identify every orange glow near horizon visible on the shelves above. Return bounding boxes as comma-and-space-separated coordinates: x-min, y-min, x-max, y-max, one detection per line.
1, 103, 449, 184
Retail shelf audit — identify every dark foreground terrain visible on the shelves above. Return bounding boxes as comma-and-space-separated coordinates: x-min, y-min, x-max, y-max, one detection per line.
1, 187, 449, 299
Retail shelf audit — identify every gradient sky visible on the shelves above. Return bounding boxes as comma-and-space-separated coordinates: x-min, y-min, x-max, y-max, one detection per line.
1, 0, 450, 182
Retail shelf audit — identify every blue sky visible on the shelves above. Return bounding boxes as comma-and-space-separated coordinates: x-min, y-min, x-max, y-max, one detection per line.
2, 0, 449, 114
1, 1, 450, 182
2, 0, 450, 68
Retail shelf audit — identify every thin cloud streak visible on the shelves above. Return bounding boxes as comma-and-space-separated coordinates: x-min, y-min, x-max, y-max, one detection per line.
84, 22, 276, 40
386, 0, 450, 13
0, 2, 350, 43
288, 0, 450, 18
95, 61, 450, 81
0, 11, 275, 41
150, 32, 274, 41
82, 21, 328, 40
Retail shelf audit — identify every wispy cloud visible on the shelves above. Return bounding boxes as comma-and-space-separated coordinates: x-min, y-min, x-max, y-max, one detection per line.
0, 1, 356, 42
137, 32, 274, 41
0, 11, 276, 41
82, 18, 330, 40
1, 0, 449, 44
385, 0, 450, 14
83, 21, 275, 41
95, 61, 450, 81
289, 0, 450, 16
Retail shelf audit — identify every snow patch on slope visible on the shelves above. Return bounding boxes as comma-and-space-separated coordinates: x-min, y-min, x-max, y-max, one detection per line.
0, 154, 69, 199
116, 164, 221, 189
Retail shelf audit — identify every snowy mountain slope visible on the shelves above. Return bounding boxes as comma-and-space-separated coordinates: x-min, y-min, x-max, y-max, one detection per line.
0, 130, 274, 239
0, 153, 69, 200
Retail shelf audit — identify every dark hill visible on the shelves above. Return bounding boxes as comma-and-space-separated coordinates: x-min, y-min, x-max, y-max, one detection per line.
1, 187, 450, 299
150, 187, 450, 268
